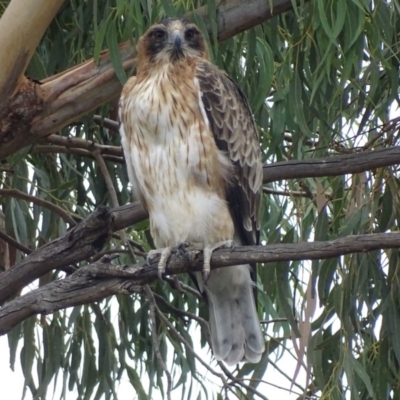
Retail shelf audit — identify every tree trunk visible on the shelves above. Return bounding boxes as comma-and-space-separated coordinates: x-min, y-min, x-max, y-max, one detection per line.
0, 0, 64, 109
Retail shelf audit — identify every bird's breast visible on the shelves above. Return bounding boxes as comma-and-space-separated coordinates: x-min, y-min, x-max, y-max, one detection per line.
121, 65, 234, 246
130, 68, 200, 144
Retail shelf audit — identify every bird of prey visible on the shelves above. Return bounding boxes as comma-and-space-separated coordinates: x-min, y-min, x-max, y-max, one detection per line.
119, 18, 264, 365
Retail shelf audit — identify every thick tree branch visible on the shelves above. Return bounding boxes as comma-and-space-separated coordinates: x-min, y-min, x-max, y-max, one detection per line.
0, 231, 398, 335
188, 0, 297, 42
263, 146, 400, 183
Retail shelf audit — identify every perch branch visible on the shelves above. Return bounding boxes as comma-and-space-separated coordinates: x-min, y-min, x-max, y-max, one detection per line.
1, 231, 400, 334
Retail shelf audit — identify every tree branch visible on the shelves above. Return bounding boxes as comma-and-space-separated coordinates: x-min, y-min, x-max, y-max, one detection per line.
263, 187, 310, 198
93, 115, 120, 133
93, 148, 137, 263
46, 134, 122, 157
32, 144, 124, 164
33, 139, 400, 186
188, 0, 298, 42
0, 230, 32, 255
0, 206, 113, 304
263, 146, 400, 183
1, 231, 399, 335
0, 188, 76, 226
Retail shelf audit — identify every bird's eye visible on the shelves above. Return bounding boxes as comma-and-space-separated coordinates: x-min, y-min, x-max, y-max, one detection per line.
185, 28, 196, 40
152, 29, 166, 41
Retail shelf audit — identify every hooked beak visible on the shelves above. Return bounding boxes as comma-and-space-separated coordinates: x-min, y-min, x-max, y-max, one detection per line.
171, 30, 182, 49
170, 30, 184, 61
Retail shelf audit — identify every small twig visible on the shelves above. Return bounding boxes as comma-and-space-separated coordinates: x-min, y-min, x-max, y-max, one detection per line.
93, 115, 120, 133
33, 145, 124, 164
155, 299, 228, 387
263, 187, 310, 197
91, 248, 147, 262
153, 292, 210, 332
93, 149, 137, 264
46, 134, 122, 157
110, 233, 146, 254
0, 230, 32, 254
266, 357, 305, 392
93, 149, 121, 209
123, 237, 146, 253
251, 377, 305, 397
216, 361, 270, 400
144, 285, 172, 400
0, 188, 76, 226
260, 317, 288, 324
164, 276, 203, 301
91, 248, 128, 262
362, 116, 400, 150
299, 181, 316, 203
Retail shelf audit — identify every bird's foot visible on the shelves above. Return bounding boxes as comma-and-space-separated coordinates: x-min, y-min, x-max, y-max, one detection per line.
175, 241, 191, 255
146, 247, 174, 280
202, 240, 234, 283
175, 242, 202, 260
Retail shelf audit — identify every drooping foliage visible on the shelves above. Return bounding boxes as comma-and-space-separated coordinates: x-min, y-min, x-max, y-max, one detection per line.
1, 0, 400, 399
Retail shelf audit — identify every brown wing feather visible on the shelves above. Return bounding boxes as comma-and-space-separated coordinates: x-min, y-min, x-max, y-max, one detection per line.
195, 61, 262, 248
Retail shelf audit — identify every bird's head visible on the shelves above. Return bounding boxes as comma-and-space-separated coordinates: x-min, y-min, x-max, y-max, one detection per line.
136, 18, 209, 64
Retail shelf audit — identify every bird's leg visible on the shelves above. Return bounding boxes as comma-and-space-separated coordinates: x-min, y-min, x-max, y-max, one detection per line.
202, 240, 234, 282
147, 247, 174, 279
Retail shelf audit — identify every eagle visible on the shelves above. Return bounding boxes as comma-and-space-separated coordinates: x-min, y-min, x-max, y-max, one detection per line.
119, 18, 265, 365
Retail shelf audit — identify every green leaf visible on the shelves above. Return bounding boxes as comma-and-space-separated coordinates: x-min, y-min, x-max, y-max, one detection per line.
94, 17, 109, 62
291, 69, 312, 136
106, 21, 127, 84
126, 366, 148, 400
8, 322, 22, 371
346, 353, 376, 399
276, 261, 301, 337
